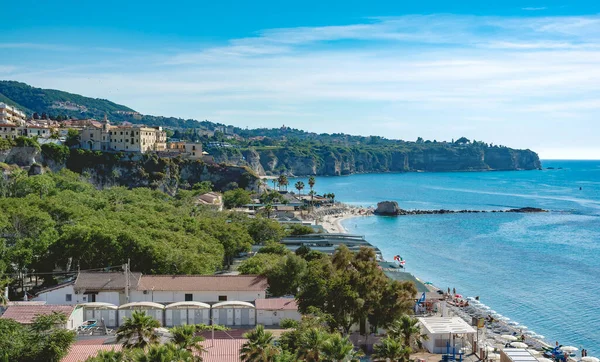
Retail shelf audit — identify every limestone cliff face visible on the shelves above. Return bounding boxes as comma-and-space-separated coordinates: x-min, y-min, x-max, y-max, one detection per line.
1, 147, 259, 194
213, 146, 541, 176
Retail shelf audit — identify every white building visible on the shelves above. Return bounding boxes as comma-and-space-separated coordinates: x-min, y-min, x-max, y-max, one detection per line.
418, 316, 476, 354
132, 275, 268, 303
0, 103, 26, 126
0, 304, 84, 330
34, 272, 142, 305
255, 298, 301, 326
34, 272, 268, 306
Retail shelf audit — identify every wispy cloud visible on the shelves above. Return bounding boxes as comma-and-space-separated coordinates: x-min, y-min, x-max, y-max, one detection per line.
2, 14, 600, 156
522, 7, 548, 11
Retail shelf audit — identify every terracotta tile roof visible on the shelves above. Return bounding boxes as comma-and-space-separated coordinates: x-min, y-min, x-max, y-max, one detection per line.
61, 345, 123, 362
74, 272, 141, 291
137, 275, 268, 292
61, 339, 246, 362
255, 298, 298, 311
1, 305, 75, 324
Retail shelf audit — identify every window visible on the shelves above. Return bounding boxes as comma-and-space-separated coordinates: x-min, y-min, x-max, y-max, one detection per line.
185, 294, 193, 301
218, 295, 227, 301
65, 294, 72, 302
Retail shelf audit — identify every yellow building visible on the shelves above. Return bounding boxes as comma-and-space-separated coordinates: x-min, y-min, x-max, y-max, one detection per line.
80, 119, 166, 153
0, 103, 26, 126
166, 141, 203, 159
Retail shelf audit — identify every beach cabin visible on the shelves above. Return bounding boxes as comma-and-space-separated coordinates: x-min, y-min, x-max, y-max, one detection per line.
500, 349, 539, 362
212, 301, 256, 326
79, 302, 118, 328
255, 298, 301, 326
418, 316, 476, 354
118, 302, 164, 326
164, 301, 211, 327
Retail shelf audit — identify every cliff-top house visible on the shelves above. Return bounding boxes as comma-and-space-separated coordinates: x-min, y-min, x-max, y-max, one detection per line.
79, 118, 166, 153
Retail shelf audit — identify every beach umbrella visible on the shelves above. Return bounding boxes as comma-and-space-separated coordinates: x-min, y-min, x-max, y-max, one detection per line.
488, 353, 501, 360
527, 349, 541, 356
484, 346, 496, 352
508, 321, 519, 326
510, 342, 529, 348
501, 335, 518, 341
537, 358, 553, 362
455, 294, 463, 299
561, 346, 578, 353
581, 357, 600, 362
424, 281, 434, 285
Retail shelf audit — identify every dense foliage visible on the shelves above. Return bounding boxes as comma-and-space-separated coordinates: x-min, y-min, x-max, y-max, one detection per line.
0, 312, 76, 362
0, 169, 285, 295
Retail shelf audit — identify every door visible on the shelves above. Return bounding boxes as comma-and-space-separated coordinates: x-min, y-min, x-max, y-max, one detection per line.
108, 310, 116, 327
241, 309, 250, 325
166, 310, 173, 327
234, 308, 242, 326
85, 309, 94, 321
249, 308, 256, 325
227, 308, 234, 325
272, 311, 281, 326
219, 309, 228, 325
180, 309, 188, 325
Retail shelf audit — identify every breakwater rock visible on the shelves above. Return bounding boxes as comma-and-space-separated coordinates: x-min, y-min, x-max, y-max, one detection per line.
374, 201, 546, 216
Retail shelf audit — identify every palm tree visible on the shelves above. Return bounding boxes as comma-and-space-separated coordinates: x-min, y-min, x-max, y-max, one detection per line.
133, 343, 198, 362
387, 315, 427, 351
295, 181, 305, 196
321, 333, 361, 362
372, 336, 411, 362
170, 324, 206, 355
116, 311, 160, 350
308, 176, 316, 210
296, 328, 327, 362
85, 349, 129, 362
263, 203, 273, 219
0, 276, 9, 306
329, 193, 335, 204
271, 178, 277, 190
308, 190, 316, 212
240, 325, 280, 362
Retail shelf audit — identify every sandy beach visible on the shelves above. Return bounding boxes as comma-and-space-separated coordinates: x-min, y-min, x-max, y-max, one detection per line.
319, 206, 373, 233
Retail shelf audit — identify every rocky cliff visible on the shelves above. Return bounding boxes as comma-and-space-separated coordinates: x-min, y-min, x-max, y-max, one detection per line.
1, 147, 260, 194
211, 145, 541, 176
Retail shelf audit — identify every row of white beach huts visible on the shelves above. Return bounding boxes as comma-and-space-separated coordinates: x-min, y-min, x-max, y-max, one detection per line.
1, 272, 301, 329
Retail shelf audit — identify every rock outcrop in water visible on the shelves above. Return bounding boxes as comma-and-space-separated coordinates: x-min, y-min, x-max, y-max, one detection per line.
374, 201, 546, 216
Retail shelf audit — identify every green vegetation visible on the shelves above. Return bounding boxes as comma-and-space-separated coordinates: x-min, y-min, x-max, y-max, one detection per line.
0, 312, 76, 362
14, 136, 40, 151
0, 138, 15, 151
223, 188, 252, 208
0, 170, 280, 295
41, 143, 70, 164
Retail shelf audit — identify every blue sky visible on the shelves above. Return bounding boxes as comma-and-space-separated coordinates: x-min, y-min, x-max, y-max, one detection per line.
1, 1, 599, 159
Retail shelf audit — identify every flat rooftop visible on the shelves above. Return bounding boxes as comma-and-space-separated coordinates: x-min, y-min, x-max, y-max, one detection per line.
418, 317, 476, 335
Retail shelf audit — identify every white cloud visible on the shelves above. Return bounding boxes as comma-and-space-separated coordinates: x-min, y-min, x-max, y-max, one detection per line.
3, 14, 600, 158
521, 7, 548, 11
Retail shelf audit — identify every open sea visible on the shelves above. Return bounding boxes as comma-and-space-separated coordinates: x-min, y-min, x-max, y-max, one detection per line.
294, 160, 600, 355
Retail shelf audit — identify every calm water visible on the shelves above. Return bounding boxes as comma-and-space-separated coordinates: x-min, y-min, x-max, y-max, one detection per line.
295, 160, 600, 355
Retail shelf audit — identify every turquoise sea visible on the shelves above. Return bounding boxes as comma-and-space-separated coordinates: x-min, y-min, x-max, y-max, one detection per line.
294, 160, 600, 355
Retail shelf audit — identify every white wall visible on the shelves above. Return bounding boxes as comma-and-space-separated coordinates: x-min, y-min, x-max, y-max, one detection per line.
130, 290, 265, 303
256, 309, 301, 326
33, 285, 121, 306
68, 306, 84, 330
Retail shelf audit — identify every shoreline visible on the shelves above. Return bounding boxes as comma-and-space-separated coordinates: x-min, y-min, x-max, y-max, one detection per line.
330, 213, 558, 358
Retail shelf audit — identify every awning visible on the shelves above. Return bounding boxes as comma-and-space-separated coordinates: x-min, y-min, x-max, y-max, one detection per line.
118, 302, 165, 310
165, 301, 211, 309
212, 301, 255, 309
77, 302, 118, 310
